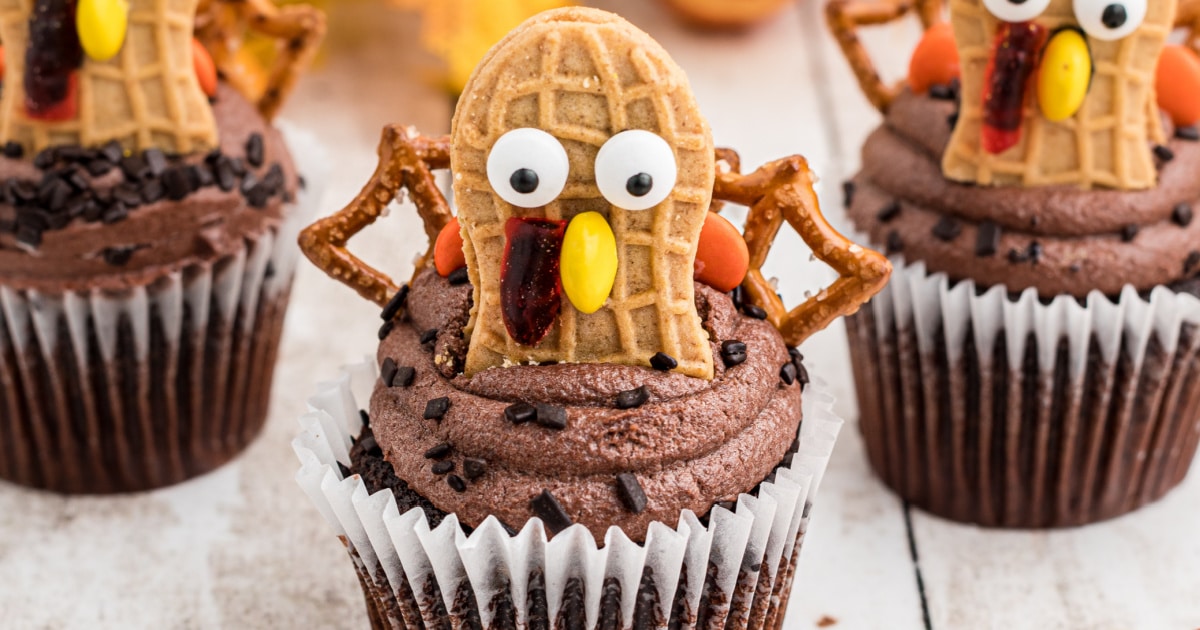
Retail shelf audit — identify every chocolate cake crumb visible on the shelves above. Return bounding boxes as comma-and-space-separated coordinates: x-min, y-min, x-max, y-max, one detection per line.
447, 266, 469, 285
99, 140, 123, 163
615, 386, 649, 409
144, 148, 168, 176
721, 340, 747, 367
16, 224, 42, 248
101, 245, 137, 266
649, 352, 677, 370
530, 490, 572, 534
615, 473, 648, 514
1154, 144, 1175, 163
420, 328, 438, 346
504, 402, 536, 424
976, 221, 1001, 257
1121, 224, 1139, 242
377, 320, 394, 340
780, 362, 798, 386
1029, 241, 1043, 263
1173, 203, 1193, 227
876, 201, 901, 223
947, 112, 959, 128
1069, 262, 1082, 273
932, 216, 961, 241
424, 442, 452, 459
463, 458, 486, 481
886, 230, 904, 253
393, 366, 415, 388
534, 403, 568, 430
1186, 251, 1200, 274
359, 409, 371, 427
380, 358, 398, 386
214, 158, 237, 191
1008, 248, 1028, 263
928, 83, 955, 100
162, 167, 192, 201
424, 397, 451, 421
447, 475, 467, 492
358, 434, 381, 456
246, 132, 265, 167
34, 148, 56, 169
796, 362, 810, 387
3, 141, 24, 158
1176, 126, 1200, 141
381, 284, 410, 320
842, 180, 855, 208
741, 304, 768, 320
431, 460, 454, 475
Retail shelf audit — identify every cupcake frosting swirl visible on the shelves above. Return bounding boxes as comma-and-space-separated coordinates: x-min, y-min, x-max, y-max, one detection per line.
370, 270, 802, 541
848, 89, 1200, 297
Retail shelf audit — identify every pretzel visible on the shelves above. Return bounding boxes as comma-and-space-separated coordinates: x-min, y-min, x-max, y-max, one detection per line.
300, 132, 891, 348
194, 0, 326, 121
714, 151, 892, 347
825, 0, 944, 112
298, 126, 451, 307
1179, 0, 1200, 52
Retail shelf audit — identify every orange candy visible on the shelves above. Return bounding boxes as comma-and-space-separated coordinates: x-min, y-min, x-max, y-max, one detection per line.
1156, 45, 1200, 128
0, 45, 5, 81
694, 212, 749, 293
434, 217, 466, 277
192, 38, 218, 99
908, 22, 960, 95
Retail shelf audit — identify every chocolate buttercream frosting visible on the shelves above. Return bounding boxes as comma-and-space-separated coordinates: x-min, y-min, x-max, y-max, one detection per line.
0, 84, 298, 293
370, 270, 803, 541
847, 89, 1200, 297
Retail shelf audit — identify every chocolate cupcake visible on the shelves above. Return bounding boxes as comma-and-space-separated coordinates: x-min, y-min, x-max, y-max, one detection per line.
828, 0, 1200, 526
295, 7, 888, 628
0, 0, 324, 493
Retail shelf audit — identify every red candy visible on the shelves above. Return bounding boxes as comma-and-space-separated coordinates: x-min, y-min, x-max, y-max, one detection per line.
981, 22, 1045, 154
500, 217, 566, 346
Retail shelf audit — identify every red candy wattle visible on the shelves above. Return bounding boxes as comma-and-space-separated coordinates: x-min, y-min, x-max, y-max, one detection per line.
24, 0, 84, 120
981, 21, 1045, 154
500, 217, 566, 346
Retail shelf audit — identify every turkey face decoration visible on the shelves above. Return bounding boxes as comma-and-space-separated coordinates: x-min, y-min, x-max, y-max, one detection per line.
941, 0, 1177, 190
450, 10, 717, 379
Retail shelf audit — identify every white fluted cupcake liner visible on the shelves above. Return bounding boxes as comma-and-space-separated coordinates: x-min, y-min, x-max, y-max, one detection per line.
294, 359, 842, 629
0, 125, 325, 493
847, 257, 1200, 527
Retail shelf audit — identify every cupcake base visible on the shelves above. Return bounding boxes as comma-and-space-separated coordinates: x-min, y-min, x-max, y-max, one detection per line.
847, 259, 1200, 527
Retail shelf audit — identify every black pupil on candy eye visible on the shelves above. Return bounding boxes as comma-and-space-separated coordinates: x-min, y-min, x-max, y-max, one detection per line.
626, 173, 653, 197
1102, 4, 1127, 28
510, 168, 539, 194
1008, 0, 1028, 5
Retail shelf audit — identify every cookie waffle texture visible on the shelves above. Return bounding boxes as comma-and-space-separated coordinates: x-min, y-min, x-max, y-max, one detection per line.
451, 8, 717, 379
941, 0, 1175, 190
0, 0, 217, 154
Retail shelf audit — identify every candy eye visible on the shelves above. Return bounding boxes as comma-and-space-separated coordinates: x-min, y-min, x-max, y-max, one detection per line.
594, 130, 677, 211
1074, 0, 1145, 40
486, 128, 569, 208
982, 0, 1052, 23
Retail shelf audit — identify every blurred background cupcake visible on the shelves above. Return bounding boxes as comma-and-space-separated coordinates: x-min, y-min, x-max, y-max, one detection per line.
829, 0, 1200, 526
0, 0, 324, 493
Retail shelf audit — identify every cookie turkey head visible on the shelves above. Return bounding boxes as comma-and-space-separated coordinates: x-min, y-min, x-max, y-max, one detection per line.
451, 8, 717, 379
941, 0, 1177, 189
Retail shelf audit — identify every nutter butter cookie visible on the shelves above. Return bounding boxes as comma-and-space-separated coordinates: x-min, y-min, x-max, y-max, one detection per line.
829, 0, 1200, 527
296, 7, 887, 629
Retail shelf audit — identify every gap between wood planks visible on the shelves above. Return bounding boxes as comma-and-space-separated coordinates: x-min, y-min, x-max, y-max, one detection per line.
904, 502, 935, 630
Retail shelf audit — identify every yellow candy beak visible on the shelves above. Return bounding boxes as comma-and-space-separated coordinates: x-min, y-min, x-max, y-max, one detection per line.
1038, 29, 1092, 123
560, 211, 618, 315
77, 0, 129, 62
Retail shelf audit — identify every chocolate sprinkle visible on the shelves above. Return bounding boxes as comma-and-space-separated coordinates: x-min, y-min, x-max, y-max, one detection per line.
99, 140, 123, 164
932, 216, 962, 241
424, 397, 451, 421
1176, 126, 1199, 141
1153, 145, 1175, 162
615, 386, 649, 409
246, 133, 265, 167
3, 141, 24, 158
162, 167, 192, 201
380, 284, 410, 321
780, 362, 798, 386
649, 352, 677, 371
742, 304, 768, 320
1173, 203, 1193, 227
504, 402, 537, 424
1028, 241, 1044, 264
447, 475, 467, 492
424, 442, 452, 459
447, 266, 469, 285
419, 328, 438, 345
721, 340, 748, 367
534, 403, 568, 430
1186, 251, 1200, 274
1008, 248, 1029, 264
101, 245, 136, 266
947, 112, 959, 129
886, 230, 904, 254
143, 148, 168, 176
796, 362, 810, 387
357, 434, 381, 456
393, 366, 415, 388
928, 83, 956, 100
615, 473, 648, 514
975, 221, 1001, 257
431, 460, 454, 475
463, 458, 486, 481
530, 490, 573, 534
377, 320, 394, 340
877, 201, 901, 223
1120, 224, 1139, 242
842, 180, 855, 208
380, 358, 398, 386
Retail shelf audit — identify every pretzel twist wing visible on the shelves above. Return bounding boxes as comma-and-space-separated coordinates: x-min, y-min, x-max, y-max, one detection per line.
298, 126, 452, 307
716, 153, 891, 347
1178, 0, 1200, 52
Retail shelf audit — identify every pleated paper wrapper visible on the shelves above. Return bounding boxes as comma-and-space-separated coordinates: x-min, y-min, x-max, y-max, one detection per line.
0, 124, 326, 493
294, 359, 843, 629
847, 257, 1200, 527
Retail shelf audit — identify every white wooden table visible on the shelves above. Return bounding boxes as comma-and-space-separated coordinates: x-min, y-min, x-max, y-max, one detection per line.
2, 1, 1198, 628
